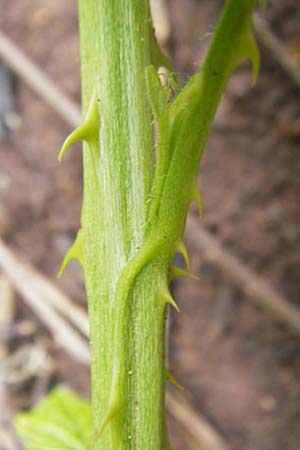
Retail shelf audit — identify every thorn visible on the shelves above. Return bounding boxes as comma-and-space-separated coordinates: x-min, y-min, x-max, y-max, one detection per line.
227, 16, 260, 88
57, 230, 84, 277
170, 266, 199, 281
160, 284, 180, 312
58, 126, 85, 162
239, 19, 260, 87
193, 190, 203, 218
175, 240, 190, 270
167, 295, 180, 312
166, 368, 184, 390
95, 371, 120, 441
58, 91, 99, 161
95, 400, 118, 441
192, 179, 204, 218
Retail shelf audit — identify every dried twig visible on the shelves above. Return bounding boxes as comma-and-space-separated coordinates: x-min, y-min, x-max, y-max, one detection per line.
0, 29, 81, 127
0, 345, 51, 449
0, 238, 90, 365
0, 424, 24, 450
0, 241, 88, 338
185, 221, 300, 338
0, 275, 15, 357
150, 0, 171, 45
254, 14, 300, 91
167, 390, 230, 450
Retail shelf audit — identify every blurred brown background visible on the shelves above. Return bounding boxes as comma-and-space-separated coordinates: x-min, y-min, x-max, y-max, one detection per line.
0, 0, 300, 449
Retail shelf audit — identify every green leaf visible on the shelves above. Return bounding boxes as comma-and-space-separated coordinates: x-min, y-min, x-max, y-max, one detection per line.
15, 386, 93, 450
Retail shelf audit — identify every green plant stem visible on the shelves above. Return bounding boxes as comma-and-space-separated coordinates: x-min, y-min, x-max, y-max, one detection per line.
75, 1, 260, 449
78, 1, 166, 449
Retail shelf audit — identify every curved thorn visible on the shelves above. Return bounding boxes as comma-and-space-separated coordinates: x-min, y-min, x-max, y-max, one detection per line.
58, 126, 86, 161
57, 230, 84, 277
167, 295, 180, 312
166, 368, 184, 390
96, 373, 120, 440
96, 360, 121, 441
83, 90, 100, 136
161, 285, 180, 312
95, 398, 119, 441
192, 184, 204, 219
175, 240, 190, 271
58, 91, 100, 161
238, 20, 260, 86
170, 266, 199, 281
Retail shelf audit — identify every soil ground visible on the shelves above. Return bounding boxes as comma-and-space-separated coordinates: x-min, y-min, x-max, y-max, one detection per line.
0, 1, 300, 449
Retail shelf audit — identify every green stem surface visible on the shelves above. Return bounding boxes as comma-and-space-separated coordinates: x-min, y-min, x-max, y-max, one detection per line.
78, 1, 166, 449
